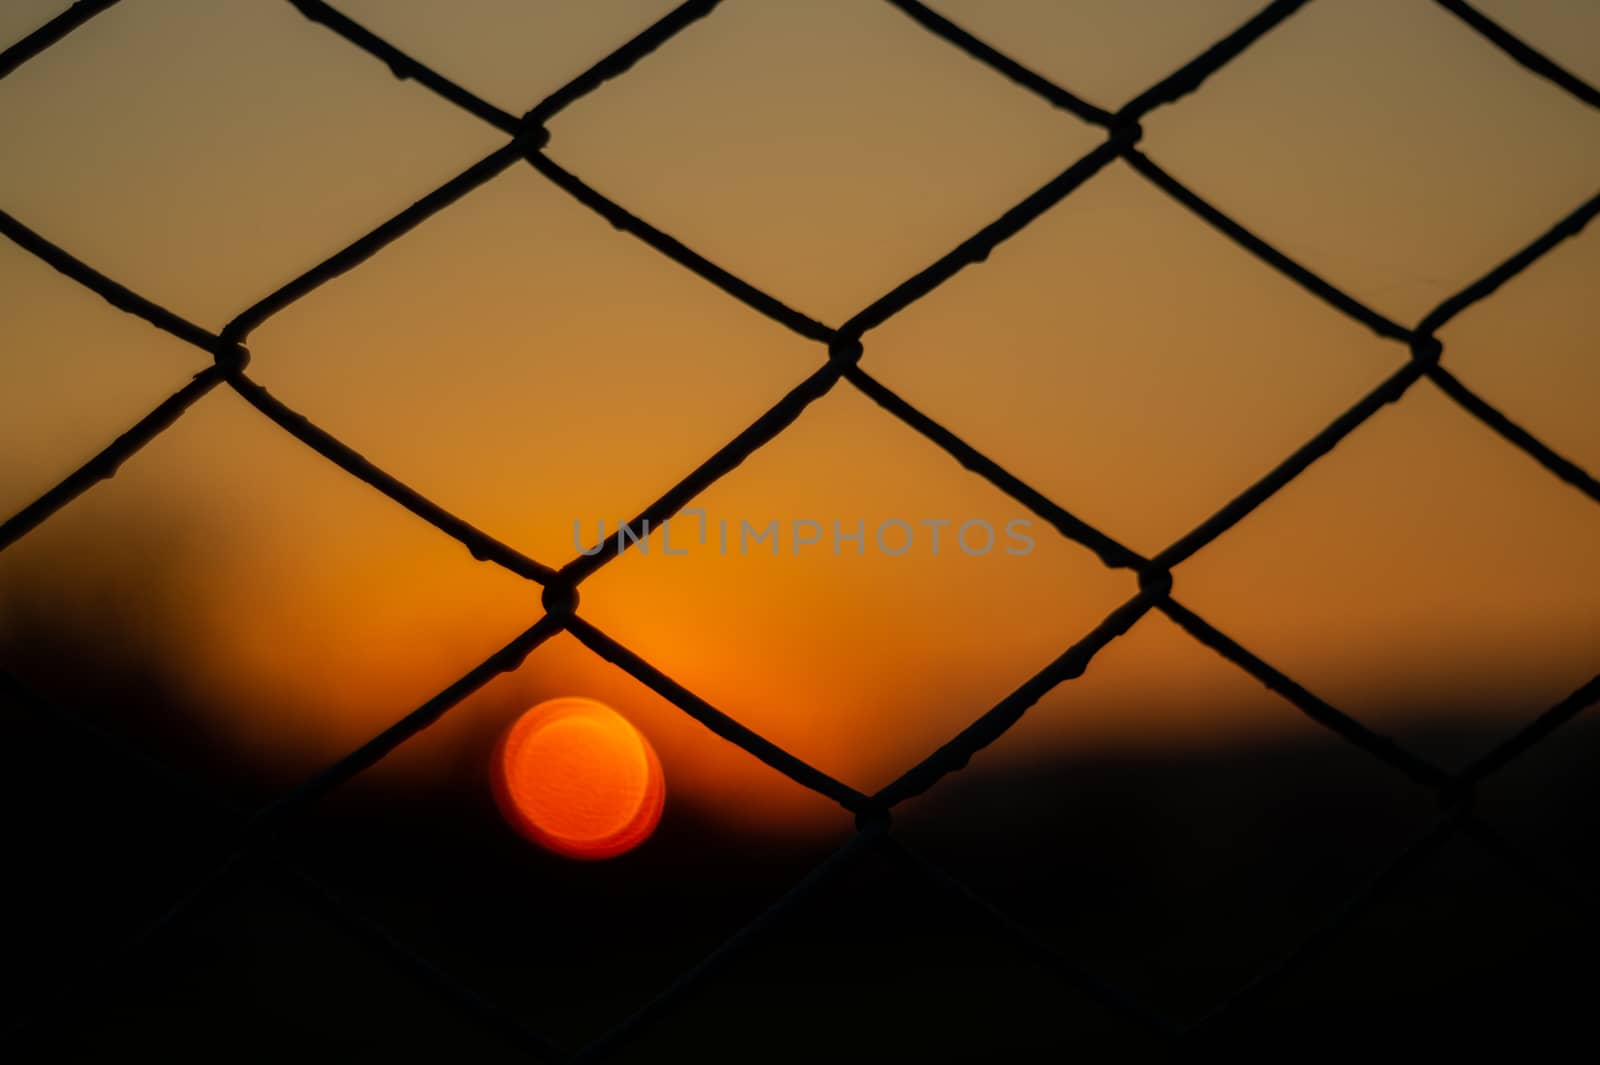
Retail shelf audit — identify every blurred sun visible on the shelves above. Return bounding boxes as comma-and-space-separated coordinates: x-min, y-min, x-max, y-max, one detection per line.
491, 697, 665, 860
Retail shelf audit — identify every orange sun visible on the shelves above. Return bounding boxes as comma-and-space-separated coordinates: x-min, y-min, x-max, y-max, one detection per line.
491, 697, 665, 860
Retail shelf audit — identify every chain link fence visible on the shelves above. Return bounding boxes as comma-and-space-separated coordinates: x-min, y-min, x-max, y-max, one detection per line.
2, 0, 1597, 1057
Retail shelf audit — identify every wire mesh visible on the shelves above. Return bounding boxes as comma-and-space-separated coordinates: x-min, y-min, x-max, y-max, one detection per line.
2, 0, 1597, 1058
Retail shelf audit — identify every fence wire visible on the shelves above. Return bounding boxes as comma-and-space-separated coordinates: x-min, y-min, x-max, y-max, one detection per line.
2, 0, 1598, 1057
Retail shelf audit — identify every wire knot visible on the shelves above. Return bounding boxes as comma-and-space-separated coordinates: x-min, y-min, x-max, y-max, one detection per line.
854, 804, 892, 833
1436, 776, 1476, 813
540, 580, 580, 619
211, 339, 251, 375
1409, 334, 1443, 367
1109, 117, 1144, 151
515, 112, 551, 159
828, 334, 865, 367
1137, 564, 1173, 599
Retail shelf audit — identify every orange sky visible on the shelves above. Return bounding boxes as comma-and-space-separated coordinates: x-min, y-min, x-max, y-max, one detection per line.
2, 0, 1597, 836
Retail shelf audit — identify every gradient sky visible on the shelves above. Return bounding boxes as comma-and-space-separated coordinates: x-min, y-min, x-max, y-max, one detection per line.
2, 0, 1597, 834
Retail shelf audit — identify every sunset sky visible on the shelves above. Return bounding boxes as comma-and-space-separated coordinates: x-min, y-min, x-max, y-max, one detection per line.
2, 0, 1597, 837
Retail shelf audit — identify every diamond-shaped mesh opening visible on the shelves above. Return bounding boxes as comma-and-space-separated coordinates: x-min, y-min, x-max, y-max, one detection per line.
864, 163, 1401, 552
294, 639, 855, 1048
893, 610, 1442, 1013
579, 384, 1130, 796
0, 388, 538, 785
1140, 0, 1600, 321
544, 0, 1104, 320
2, 0, 1596, 1058
246, 165, 820, 564
1176, 384, 1600, 767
